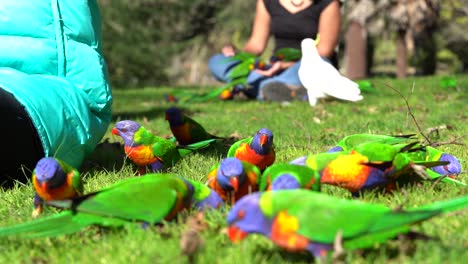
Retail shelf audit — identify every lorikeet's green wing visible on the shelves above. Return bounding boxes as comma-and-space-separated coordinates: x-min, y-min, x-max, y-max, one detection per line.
184, 116, 217, 141
354, 141, 417, 163
273, 48, 301, 61
355, 80, 377, 93
331, 134, 417, 152
134, 126, 164, 146
0, 174, 187, 238
227, 137, 252, 157
228, 58, 256, 80
56, 158, 83, 194
68, 174, 185, 223
150, 138, 180, 166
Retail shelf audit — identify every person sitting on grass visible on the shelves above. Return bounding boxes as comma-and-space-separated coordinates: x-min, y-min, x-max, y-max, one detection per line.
208, 0, 341, 102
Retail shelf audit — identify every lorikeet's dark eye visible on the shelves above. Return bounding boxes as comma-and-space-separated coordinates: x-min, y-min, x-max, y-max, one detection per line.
237, 210, 245, 219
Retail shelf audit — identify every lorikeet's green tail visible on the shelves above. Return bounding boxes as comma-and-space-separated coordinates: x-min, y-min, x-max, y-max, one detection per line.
0, 212, 128, 238
344, 194, 468, 250
415, 194, 468, 213
186, 85, 231, 102
177, 138, 217, 156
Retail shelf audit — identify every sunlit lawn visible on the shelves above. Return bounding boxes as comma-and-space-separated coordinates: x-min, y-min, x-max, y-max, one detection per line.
0, 74, 466, 263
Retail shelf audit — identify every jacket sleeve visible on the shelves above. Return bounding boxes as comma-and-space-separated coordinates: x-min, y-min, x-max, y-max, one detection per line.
0, 0, 112, 168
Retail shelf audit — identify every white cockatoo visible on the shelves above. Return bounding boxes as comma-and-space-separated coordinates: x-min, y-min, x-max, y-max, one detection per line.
298, 38, 363, 106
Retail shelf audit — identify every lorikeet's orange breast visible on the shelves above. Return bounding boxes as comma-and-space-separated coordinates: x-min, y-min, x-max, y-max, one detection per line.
320, 151, 372, 192
235, 176, 258, 201
170, 124, 193, 145
124, 145, 159, 166
207, 169, 257, 202
33, 174, 79, 201
271, 211, 309, 252
235, 143, 275, 171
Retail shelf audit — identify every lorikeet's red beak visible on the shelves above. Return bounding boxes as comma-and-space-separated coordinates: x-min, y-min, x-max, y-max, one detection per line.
227, 226, 248, 242
230, 177, 239, 192
41, 182, 48, 190
259, 134, 268, 145
111, 128, 119, 135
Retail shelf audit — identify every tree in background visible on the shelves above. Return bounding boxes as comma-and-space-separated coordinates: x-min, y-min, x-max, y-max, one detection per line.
343, 0, 440, 79
98, 0, 224, 88
97, 0, 465, 88
439, 1, 468, 72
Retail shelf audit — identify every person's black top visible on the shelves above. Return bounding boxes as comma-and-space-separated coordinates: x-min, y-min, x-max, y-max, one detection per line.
263, 0, 334, 53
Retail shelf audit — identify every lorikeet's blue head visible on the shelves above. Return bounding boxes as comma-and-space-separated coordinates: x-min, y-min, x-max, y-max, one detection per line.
271, 174, 301, 190
165, 106, 184, 126
251, 128, 274, 155
217, 157, 246, 192
227, 192, 272, 242
431, 153, 462, 177
289, 156, 307, 166
327, 146, 344, 153
112, 120, 141, 146
195, 189, 224, 210
34, 157, 66, 189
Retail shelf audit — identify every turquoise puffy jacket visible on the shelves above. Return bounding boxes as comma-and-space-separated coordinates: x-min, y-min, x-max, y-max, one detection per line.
0, 0, 112, 168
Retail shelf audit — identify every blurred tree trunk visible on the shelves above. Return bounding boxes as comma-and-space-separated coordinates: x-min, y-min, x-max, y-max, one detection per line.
344, 21, 367, 80
389, 0, 440, 78
396, 30, 408, 78
342, 0, 383, 79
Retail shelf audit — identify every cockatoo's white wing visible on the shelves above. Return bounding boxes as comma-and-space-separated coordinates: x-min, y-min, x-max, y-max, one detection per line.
299, 38, 363, 105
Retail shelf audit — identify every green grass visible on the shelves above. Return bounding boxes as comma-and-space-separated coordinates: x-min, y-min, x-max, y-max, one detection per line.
1, 74, 467, 263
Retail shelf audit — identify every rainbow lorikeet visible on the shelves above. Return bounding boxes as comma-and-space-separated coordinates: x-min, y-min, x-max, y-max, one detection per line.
270, 47, 302, 63
328, 133, 462, 179
206, 157, 261, 205
227, 128, 276, 172
227, 190, 468, 260
291, 142, 464, 197
0, 174, 223, 238
259, 163, 321, 192
112, 120, 215, 175
355, 80, 377, 93
32, 157, 83, 218
165, 106, 225, 145
439, 76, 457, 89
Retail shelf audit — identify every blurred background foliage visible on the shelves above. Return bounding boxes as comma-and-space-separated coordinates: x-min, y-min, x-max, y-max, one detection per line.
98, 0, 468, 89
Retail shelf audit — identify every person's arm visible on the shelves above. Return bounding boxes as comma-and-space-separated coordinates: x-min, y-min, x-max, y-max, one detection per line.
242, 0, 271, 55
221, 0, 270, 56
316, 0, 341, 58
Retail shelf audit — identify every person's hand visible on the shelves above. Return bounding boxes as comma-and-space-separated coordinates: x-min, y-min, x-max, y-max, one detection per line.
222, 44, 237, 57
254, 61, 282, 77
